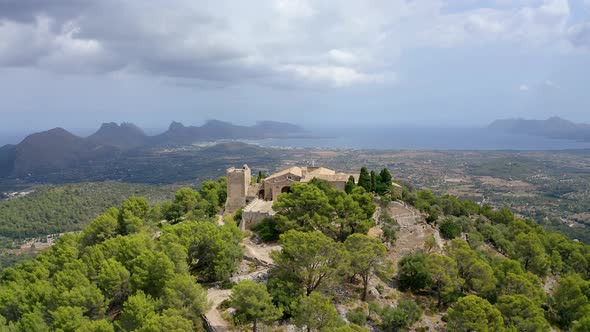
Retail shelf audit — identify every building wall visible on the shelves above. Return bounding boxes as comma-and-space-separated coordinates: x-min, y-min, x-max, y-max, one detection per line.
263, 173, 301, 201
241, 210, 274, 230
330, 181, 347, 191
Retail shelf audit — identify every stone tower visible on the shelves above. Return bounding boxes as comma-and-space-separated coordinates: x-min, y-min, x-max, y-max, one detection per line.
225, 164, 251, 213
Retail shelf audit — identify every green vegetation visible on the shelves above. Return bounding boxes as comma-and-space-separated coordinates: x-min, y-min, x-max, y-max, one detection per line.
0, 189, 241, 331
230, 280, 282, 331
378, 299, 422, 331
356, 167, 396, 197
0, 165, 590, 331
293, 292, 345, 331
345, 233, 393, 300
271, 178, 375, 241
0, 182, 175, 239
397, 182, 590, 331
446, 295, 504, 332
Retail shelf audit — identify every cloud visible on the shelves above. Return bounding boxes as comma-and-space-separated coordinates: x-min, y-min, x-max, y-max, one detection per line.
0, 0, 583, 88
0, 15, 117, 72
568, 22, 590, 49
274, 0, 315, 18
278, 64, 387, 87
544, 80, 560, 89
328, 49, 357, 64
519, 84, 530, 91
0, 0, 93, 22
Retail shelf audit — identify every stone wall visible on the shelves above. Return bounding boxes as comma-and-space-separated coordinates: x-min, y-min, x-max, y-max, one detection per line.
225, 165, 251, 213
240, 199, 275, 230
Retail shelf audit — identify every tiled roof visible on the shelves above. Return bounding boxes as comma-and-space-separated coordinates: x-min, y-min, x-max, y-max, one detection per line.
264, 166, 303, 180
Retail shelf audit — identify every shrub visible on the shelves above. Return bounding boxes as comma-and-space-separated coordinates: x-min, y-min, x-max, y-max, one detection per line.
346, 307, 367, 326
380, 300, 422, 331
439, 219, 462, 239
251, 218, 280, 242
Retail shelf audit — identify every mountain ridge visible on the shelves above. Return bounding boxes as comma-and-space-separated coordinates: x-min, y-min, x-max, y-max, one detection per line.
488, 116, 590, 141
0, 120, 303, 177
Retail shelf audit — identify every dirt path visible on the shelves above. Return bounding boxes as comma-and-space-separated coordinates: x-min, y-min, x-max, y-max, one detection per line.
204, 237, 282, 331
205, 288, 232, 332
242, 238, 280, 266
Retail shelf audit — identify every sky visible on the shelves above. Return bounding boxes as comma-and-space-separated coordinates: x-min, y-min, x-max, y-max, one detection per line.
0, 0, 590, 133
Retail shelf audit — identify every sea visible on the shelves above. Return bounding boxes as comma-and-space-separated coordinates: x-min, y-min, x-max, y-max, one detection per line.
243, 127, 590, 151
2, 127, 590, 151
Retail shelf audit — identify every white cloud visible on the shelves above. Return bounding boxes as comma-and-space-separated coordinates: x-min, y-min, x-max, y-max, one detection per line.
274, 0, 314, 18
327, 49, 357, 64
519, 84, 530, 91
278, 64, 386, 87
544, 80, 560, 88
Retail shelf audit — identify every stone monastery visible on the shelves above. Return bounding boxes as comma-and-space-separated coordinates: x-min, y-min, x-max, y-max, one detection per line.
225, 164, 356, 229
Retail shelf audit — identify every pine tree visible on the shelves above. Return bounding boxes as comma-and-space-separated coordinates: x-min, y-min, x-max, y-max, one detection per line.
357, 167, 371, 192
230, 280, 282, 332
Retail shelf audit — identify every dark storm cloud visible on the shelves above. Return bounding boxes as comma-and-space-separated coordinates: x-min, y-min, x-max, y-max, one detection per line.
0, 0, 271, 82
0, 0, 93, 22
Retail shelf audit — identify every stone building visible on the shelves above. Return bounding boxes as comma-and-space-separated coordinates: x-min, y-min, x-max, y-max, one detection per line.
225, 164, 357, 229
224, 165, 251, 213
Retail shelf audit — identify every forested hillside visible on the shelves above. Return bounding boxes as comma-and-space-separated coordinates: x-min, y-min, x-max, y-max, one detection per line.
0, 183, 176, 239
0, 170, 589, 331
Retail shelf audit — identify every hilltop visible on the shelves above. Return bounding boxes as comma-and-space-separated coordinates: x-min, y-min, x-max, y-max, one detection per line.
0, 169, 589, 331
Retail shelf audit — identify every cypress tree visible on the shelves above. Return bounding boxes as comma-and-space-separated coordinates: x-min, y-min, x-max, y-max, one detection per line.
256, 171, 265, 183
376, 168, 393, 195
379, 168, 392, 185
345, 176, 356, 194
370, 171, 377, 192
358, 167, 371, 192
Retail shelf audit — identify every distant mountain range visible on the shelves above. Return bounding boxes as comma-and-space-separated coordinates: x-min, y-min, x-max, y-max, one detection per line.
488, 117, 590, 142
0, 120, 303, 177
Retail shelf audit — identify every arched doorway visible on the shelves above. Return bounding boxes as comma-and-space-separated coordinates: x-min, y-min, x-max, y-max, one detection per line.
281, 186, 292, 194
258, 189, 265, 199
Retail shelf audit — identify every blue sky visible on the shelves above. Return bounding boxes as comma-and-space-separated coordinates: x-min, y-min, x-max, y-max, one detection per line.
0, 0, 589, 133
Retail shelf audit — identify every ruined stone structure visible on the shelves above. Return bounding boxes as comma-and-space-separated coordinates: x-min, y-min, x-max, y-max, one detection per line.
225, 164, 356, 229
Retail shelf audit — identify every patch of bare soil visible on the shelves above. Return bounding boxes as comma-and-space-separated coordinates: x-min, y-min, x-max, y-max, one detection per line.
415, 313, 445, 331
242, 238, 280, 266
311, 150, 339, 157
386, 202, 443, 266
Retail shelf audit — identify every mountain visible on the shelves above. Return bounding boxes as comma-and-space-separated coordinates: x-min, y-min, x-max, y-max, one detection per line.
87, 122, 147, 149
153, 119, 303, 145
488, 117, 590, 141
0, 120, 303, 178
252, 120, 304, 137
0, 144, 16, 176
11, 128, 118, 177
